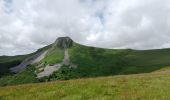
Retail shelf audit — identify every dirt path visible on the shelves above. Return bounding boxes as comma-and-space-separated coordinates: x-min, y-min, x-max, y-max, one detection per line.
62, 49, 70, 65
10, 50, 48, 73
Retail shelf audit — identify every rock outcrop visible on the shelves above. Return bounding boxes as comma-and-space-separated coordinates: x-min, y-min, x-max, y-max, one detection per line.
54, 37, 73, 49
36, 37, 76, 78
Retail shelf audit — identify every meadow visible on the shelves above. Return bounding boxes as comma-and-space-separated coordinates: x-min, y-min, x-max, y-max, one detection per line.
0, 67, 170, 100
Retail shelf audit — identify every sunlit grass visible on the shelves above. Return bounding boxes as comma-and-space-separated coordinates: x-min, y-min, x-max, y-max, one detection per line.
41, 47, 64, 65
0, 69, 170, 100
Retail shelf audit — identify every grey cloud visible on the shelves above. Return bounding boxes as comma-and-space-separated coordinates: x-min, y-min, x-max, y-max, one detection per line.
0, 0, 170, 55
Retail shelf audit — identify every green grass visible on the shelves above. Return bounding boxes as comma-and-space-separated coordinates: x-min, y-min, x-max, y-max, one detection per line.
1, 42, 170, 99
0, 68, 169, 100
41, 47, 64, 65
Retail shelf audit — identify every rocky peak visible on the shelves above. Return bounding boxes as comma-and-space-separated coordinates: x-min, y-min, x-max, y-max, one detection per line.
54, 37, 73, 49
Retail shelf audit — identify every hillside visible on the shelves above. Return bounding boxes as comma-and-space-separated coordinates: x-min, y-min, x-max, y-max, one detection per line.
1, 37, 170, 86
0, 68, 170, 100
68, 43, 170, 77
0, 55, 30, 77
0, 44, 51, 77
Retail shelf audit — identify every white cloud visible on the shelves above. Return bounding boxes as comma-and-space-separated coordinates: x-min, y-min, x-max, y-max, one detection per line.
0, 0, 170, 55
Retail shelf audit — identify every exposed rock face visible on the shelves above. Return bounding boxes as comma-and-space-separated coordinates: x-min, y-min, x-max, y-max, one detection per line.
10, 50, 48, 73
54, 37, 73, 49
37, 63, 62, 78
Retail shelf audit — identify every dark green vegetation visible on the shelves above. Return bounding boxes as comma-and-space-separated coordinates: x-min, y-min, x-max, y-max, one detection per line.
0, 45, 51, 86
67, 43, 170, 78
0, 55, 30, 77
1, 39, 170, 86
0, 65, 38, 86
0, 44, 52, 77
36, 43, 170, 82
39, 65, 76, 82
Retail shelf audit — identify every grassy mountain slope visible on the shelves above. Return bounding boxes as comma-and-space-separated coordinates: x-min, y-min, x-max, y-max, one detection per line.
36, 42, 170, 82
0, 44, 52, 77
0, 45, 52, 86
66, 43, 170, 78
1, 40, 170, 86
0, 65, 38, 86
0, 55, 30, 77
40, 45, 64, 65
0, 67, 170, 100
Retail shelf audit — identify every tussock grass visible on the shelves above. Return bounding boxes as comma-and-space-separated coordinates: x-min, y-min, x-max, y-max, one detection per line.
0, 69, 170, 100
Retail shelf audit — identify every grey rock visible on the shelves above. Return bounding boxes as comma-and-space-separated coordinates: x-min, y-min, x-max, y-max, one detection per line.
37, 64, 62, 78
10, 50, 48, 73
54, 36, 73, 49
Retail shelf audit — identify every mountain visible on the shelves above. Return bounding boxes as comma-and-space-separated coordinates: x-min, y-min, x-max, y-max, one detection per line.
1, 37, 170, 86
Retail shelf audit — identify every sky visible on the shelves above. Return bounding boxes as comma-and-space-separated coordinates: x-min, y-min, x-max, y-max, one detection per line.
0, 0, 170, 56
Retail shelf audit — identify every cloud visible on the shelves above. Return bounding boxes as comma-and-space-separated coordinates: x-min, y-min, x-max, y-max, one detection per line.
0, 0, 170, 55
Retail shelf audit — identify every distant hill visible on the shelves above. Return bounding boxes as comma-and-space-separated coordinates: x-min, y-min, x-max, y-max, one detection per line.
1, 37, 170, 86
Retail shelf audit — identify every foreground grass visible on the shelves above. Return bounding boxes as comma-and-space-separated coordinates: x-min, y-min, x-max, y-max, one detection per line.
0, 69, 170, 100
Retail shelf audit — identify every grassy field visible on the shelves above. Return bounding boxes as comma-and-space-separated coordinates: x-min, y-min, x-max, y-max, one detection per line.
0, 67, 169, 100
